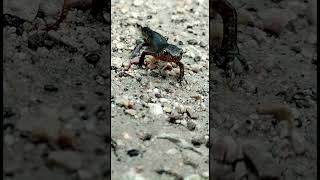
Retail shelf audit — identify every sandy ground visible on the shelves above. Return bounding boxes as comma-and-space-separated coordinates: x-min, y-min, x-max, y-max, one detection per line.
3, 2, 111, 180
209, 0, 317, 179
3, 0, 317, 180
111, 0, 210, 179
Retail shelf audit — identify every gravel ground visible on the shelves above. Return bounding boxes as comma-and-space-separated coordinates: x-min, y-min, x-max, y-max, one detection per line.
3, 1, 111, 179
111, 0, 209, 179
3, 0, 317, 180
209, 0, 317, 179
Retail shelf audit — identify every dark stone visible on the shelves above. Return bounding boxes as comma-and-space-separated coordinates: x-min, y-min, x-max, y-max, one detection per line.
44, 84, 58, 92
84, 52, 100, 66
127, 149, 140, 157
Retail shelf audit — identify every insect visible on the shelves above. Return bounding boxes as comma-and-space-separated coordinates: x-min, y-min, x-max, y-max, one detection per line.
126, 25, 185, 82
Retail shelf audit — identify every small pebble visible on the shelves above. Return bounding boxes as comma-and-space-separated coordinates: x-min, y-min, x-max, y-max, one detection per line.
185, 174, 202, 180
133, 0, 144, 6
83, 37, 100, 51
95, 75, 105, 85
148, 103, 163, 115
201, 171, 209, 178
190, 64, 201, 73
179, 104, 186, 113
159, 98, 169, 103
186, 121, 196, 131
186, 106, 198, 119
44, 84, 58, 92
123, 132, 132, 140
163, 105, 172, 113
187, 39, 198, 45
115, 96, 134, 109
166, 148, 179, 155
125, 109, 136, 116
191, 135, 205, 147
127, 149, 140, 157
138, 132, 152, 141
290, 130, 306, 155
84, 52, 100, 66
235, 161, 247, 179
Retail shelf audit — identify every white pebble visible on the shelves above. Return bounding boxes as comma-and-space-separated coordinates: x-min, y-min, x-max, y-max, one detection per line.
163, 105, 172, 113
166, 148, 179, 155
179, 104, 186, 113
159, 98, 169, 103
148, 103, 163, 115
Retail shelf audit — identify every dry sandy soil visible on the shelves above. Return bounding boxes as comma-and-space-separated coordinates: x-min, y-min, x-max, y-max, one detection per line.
111, 0, 210, 179
3, 0, 317, 180
209, 0, 317, 180
4, 1, 111, 179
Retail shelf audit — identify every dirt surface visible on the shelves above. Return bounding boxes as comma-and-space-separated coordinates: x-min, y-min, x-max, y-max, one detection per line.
3, 2, 111, 180
111, 0, 209, 179
3, 0, 317, 180
210, 0, 317, 179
